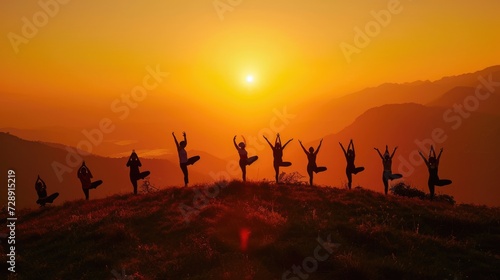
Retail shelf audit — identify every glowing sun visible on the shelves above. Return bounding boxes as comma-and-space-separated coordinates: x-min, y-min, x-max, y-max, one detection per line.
246, 75, 254, 83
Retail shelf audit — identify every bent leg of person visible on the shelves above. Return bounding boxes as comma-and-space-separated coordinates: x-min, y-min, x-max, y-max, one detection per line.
436, 179, 452, 186
247, 156, 258, 165
280, 161, 292, 167
138, 171, 150, 180
354, 167, 365, 174
389, 173, 403, 180
187, 156, 200, 165
90, 180, 103, 189
314, 166, 327, 173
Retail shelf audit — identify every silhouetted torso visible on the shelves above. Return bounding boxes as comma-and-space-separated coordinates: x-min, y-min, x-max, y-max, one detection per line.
307, 152, 317, 168
35, 182, 47, 198
178, 148, 188, 163
346, 154, 355, 169
127, 159, 141, 177
78, 171, 92, 189
238, 148, 248, 160
383, 158, 392, 171
273, 148, 283, 162
428, 164, 439, 181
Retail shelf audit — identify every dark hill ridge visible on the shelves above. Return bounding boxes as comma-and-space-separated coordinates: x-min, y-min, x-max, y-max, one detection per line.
0, 132, 212, 209
2, 181, 499, 279
287, 102, 500, 206
297, 65, 500, 136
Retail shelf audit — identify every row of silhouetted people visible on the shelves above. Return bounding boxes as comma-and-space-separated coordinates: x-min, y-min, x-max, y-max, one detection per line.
34, 133, 452, 206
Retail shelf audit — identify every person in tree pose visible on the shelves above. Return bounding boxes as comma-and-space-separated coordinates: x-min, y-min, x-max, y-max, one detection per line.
374, 145, 402, 195
77, 161, 103, 200
419, 145, 452, 199
233, 135, 258, 182
339, 139, 365, 189
34, 175, 59, 206
126, 150, 151, 194
299, 139, 327, 186
263, 133, 293, 183
172, 131, 200, 187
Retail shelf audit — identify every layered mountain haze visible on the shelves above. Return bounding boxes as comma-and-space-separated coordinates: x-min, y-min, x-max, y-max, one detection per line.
296, 65, 500, 137
0, 133, 214, 209
2, 66, 500, 209
2, 66, 499, 159
293, 103, 500, 206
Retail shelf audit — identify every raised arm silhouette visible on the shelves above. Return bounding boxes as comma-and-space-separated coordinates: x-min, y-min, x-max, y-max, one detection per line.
419, 145, 452, 199
264, 133, 293, 183
77, 161, 102, 200
375, 145, 402, 195
173, 131, 200, 187
35, 175, 59, 207
299, 139, 327, 186
126, 150, 151, 194
339, 139, 365, 189
234, 135, 258, 182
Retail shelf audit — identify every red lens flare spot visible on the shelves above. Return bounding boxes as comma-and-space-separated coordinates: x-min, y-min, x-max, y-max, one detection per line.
239, 228, 251, 251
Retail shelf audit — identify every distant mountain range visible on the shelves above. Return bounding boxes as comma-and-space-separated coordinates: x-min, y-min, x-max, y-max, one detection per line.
296, 65, 500, 135
2, 65, 499, 207
0, 132, 220, 209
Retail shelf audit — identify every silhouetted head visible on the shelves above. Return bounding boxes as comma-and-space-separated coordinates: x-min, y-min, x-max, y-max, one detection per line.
239, 142, 245, 148
309, 147, 314, 153
81, 167, 88, 174
347, 149, 354, 157
180, 141, 186, 148
36, 181, 43, 188
429, 156, 437, 164
276, 142, 281, 149
384, 152, 390, 160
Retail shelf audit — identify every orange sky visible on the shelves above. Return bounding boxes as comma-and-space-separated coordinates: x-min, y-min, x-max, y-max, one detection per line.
1, 0, 500, 154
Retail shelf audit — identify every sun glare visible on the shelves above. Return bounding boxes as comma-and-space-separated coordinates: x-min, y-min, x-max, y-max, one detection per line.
246, 75, 254, 83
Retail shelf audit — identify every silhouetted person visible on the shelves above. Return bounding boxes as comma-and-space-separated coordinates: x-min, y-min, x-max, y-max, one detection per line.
173, 131, 200, 187
419, 146, 452, 199
234, 135, 258, 182
77, 161, 102, 200
299, 139, 327, 186
264, 133, 293, 183
375, 145, 402, 195
340, 139, 365, 189
35, 176, 59, 207
126, 150, 151, 195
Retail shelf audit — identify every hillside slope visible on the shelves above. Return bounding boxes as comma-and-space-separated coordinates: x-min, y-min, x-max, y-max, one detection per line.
2, 182, 499, 280
284, 102, 500, 206
0, 133, 211, 209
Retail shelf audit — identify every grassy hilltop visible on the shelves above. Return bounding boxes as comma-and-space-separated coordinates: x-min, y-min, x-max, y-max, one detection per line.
2, 181, 499, 280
